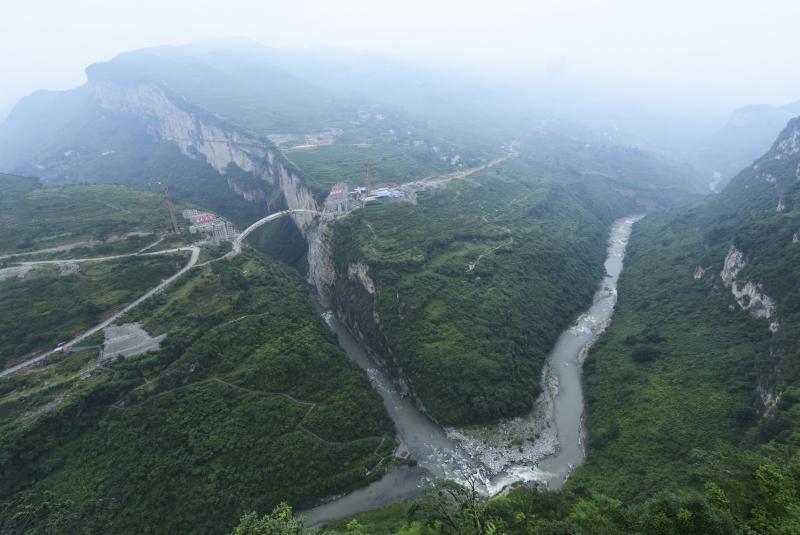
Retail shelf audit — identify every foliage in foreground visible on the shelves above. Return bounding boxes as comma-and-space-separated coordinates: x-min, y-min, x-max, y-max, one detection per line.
233, 459, 800, 534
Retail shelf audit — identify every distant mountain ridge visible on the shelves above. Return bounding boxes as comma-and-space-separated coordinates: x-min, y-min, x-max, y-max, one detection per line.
689, 100, 800, 188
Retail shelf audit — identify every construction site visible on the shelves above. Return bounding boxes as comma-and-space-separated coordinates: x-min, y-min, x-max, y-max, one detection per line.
182, 209, 238, 242
326, 164, 407, 214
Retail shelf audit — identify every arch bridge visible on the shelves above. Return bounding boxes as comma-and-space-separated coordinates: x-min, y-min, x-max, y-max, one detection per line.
230, 209, 322, 255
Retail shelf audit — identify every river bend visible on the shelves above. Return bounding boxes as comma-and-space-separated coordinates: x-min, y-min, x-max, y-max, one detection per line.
303, 214, 643, 526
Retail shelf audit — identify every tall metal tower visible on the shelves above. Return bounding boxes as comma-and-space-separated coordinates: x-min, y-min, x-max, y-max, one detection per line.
363, 162, 371, 196
153, 180, 179, 234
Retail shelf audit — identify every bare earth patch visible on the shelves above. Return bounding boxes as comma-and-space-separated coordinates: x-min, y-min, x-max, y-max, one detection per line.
101, 323, 165, 361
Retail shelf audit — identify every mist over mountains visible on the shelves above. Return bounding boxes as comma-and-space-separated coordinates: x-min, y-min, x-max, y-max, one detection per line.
2, 38, 796, 195
1, 13, 799, 534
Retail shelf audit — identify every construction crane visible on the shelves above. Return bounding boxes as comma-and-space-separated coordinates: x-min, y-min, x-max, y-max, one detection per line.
363, 162, 371, 196
152, 179, 179, 234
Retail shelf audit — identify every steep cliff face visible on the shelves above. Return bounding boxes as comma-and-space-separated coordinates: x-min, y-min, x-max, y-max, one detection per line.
89, 80, 319, 233
306, 223, 336, 304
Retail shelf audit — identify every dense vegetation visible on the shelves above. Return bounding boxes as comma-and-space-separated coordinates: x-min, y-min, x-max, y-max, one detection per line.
569, 119, 800, 507
330, 149, 639, 425
0, 251, 395, 534
228, 121, 800, 534
236, 462, 799, 534
0, 254, 186, 367
0, 173, 394, 533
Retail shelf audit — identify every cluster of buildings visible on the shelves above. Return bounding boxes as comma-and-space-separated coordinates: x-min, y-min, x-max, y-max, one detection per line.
347, 186, 406, 202
182, 209, 238, 242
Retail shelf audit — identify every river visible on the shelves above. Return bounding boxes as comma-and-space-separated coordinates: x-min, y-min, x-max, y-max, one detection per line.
302, 214, 642, 526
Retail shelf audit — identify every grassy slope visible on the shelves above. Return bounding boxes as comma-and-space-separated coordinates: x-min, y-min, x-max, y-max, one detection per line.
0, 252, 395, 534
0, 174, 174, 252
0, 255, 187, 367
0, 174, 197, 367
286, 140, 457, 199
330, 152, 637, 425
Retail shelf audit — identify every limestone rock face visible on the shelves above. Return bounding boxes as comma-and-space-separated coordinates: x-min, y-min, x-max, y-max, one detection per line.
720, 246, 779, 332
773, 124, 800, 160
720, 246, 745, 286
347, 262, 376, 294
307, 223, 336, 305
89, 80, 319, 234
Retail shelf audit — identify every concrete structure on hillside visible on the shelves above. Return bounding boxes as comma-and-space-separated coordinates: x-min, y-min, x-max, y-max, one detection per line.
182, 209, 238, 242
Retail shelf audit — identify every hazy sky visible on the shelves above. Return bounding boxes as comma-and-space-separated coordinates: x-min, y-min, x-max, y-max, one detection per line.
3, 0, 800, 115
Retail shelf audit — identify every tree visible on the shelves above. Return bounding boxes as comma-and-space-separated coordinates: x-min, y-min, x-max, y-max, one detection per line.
231, 504, 311, 535
409, 478, 495, 535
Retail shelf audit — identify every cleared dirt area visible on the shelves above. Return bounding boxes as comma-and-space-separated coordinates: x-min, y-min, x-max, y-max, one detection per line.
101, 323, 165, 361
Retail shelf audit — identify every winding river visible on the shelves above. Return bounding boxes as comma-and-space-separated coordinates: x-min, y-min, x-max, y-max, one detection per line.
302, 215, 642, 526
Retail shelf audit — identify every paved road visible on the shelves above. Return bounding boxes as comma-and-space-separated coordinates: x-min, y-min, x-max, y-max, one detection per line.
0, 240, 102, 261
0, 246, 199, 378
13, 246, 193, 266
401, 142, 518, 193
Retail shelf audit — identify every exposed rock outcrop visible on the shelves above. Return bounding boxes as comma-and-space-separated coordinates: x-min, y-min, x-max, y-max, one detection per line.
720, 246, 745, 286
347, 262, 376, 294
89, 80, 319, 233
693, 266, 706, 280
307, 224, 336, 305
720, 246, 779, 332
758, 382, 782, 418
306, 182, 357, 305
773, 123, 800, 160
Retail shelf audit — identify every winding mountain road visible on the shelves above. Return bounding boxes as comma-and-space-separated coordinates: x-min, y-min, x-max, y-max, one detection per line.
0, 246, 199, 378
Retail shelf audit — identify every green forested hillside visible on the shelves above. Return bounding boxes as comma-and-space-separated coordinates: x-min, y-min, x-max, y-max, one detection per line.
0, 175, 394, 533
0, 255, 187, 367
0, 252, 395, 534
0, 175, 195, 366
563, 118, 800, 529
249, 121, 800, 535
330, 151, 640, 425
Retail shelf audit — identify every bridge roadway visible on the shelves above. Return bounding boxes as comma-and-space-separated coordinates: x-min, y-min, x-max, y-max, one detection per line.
230, 209, 322, 255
